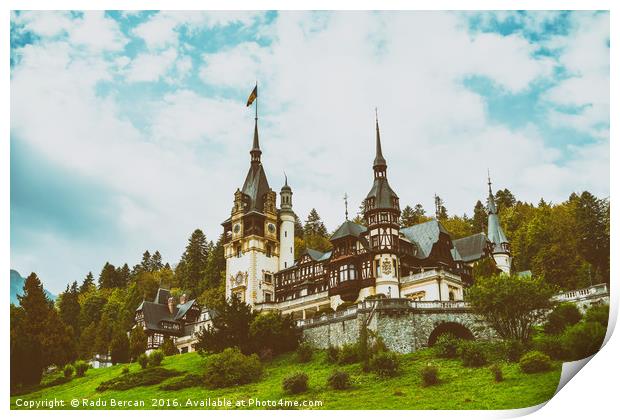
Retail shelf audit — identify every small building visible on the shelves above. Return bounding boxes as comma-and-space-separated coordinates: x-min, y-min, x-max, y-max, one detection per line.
134, 288, 201, 351
89, 353, 112, 369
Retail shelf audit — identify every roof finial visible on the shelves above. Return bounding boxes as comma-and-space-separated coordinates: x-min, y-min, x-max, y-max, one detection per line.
284, 171, 288, 187
344, 193, 349, 221
487, 168, 493, 196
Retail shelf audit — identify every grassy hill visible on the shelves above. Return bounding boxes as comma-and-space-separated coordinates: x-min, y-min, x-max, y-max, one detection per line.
11, 349, 561, 410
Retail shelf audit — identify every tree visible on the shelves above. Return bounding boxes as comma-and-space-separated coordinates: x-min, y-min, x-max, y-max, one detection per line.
434, 196, 448, 220
98, 262, 117, 289
110, 331, 130, 364
467, 273, 555, 342
79, 272, 95, 294
58, 281, 81, 336
151, 251, 164, 271
293, 215, 304, 238
10, 304, 43, 388
79, 322, 97, 360
472, 200, 487, 233
495, 188, 516, 210
129, 326, 148, 360
115, 263, 131, 288
140, 251, 152, 272
161, 337, 178, 356
176, 229, 210, 295
303, 208, 328, 237
442, 215, 473, 239
201, 235, 226, 291
195, 295, 255, 355
400, 204, 427, 227
249, 311, 301, 355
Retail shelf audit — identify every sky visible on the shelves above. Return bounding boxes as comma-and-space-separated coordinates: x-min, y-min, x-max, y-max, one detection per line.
10, 11, 610, 294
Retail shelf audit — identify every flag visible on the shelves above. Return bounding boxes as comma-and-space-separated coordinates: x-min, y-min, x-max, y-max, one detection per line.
246, 84, 257, 107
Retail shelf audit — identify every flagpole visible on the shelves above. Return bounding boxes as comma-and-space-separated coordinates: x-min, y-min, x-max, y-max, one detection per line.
255, 81, 258, 122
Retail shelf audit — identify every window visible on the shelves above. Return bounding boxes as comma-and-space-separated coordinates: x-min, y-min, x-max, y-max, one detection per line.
236, 246, 242, 258
266, 244, 272, 257
264, 273, 273, 285
348, 264, 357, 280
284, 262, 287, 268
264, 292, 272, 302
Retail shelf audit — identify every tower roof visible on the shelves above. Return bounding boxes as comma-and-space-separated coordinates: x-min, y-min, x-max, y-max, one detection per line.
486, 174, 509, 251
366, 112, 399, 210
331, 220, 367, 241
241, 119, 270, 213
373, 115, 386, 168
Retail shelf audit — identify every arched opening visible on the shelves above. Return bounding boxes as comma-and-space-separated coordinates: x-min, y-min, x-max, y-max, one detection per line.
428, 322, 475, 346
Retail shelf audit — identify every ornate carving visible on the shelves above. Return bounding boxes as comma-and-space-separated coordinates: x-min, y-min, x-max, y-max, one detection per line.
231, 271, 248, 288
381, 258, 392, 276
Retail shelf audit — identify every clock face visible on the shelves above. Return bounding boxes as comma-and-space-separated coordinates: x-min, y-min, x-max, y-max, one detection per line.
267, 223, 276, 233
233, 223, 241, 233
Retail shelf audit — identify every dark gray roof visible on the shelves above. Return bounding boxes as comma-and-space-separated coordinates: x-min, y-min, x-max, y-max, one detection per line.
331, 220, 367, 241
374, 119, 386, 167
241, 163, 270, 213
139, 300, 181, 333
453, 233, 490, 263
174, 299, 197, 320
486, 181, 509, 252
366, 178, 399, 209
400, 220, 450, 259
306, 248, 332, 262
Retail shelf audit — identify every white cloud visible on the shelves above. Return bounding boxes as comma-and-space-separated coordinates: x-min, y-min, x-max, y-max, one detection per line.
68, 11, 128, 52
125, 48, 178, 82
12, 11, 73, 38
200, 42, 264, 87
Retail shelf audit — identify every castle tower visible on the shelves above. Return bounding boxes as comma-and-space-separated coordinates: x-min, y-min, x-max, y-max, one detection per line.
363, 113, 401, 298
486, 174, 512, 274
279, 175, 295, 270
223, 116, 279, 306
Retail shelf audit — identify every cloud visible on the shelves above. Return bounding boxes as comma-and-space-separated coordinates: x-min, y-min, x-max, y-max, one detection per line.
10, 11, 609, 293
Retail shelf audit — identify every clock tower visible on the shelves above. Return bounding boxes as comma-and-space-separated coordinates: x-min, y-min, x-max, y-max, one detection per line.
223, 117, 279, 306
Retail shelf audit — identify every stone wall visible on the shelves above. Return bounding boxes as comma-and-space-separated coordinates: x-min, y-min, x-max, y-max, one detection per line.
302, 307, 496, 354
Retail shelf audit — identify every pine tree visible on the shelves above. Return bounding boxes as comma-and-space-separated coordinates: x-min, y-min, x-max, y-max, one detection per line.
176, 229, 210, 295
79, 272, 95, 294
141, 251, 152, 272
202, 234, 226, 291
110, 331, 130, 364
293, 214, 304, 239
304, 209, 328, 237
78, 322, 97, 360
115, 263, 131, 288
98, 262, 117, 289
58, 281, 81, 336
472, 200, 487, 233
129, 326, 148, 360
151, 251, 163, 271
495, 188, 516, 210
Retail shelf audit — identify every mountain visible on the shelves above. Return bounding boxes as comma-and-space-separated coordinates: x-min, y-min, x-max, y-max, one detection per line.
10, 269, 56, 305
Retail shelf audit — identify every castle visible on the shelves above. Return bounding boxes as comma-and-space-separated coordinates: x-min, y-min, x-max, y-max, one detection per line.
222, 114, 512, 319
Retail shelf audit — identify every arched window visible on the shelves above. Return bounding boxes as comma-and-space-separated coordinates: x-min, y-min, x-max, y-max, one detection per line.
236, 246, 242, 258
266, 244, 272, 257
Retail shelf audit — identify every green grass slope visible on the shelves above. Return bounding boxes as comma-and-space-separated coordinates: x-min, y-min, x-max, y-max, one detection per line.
11, 349, 561, 410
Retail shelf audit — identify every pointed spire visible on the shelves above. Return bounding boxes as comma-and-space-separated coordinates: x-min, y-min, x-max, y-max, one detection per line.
344, 193, 349, 221
487, 169, 497, 214
374, 108, 387, 168
250, 116, 261, 163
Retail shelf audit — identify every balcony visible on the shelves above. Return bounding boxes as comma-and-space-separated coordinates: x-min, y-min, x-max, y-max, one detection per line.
400, 268, 463, 285
552, 283, 609, 302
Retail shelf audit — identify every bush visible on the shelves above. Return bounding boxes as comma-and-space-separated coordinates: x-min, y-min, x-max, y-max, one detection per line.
585, 304, 609, 327
75, 361, 89, 377
63, 364, 74, 378
338, 343, 360, 365
148, 350, 165, 367
327, 370, 351, 390
282, 372, 308, 394
122, 366, 130, 374
159, 373, 204, 390
258, 348, 274, 362
249, 311, 301, 356
137, 354, 148, 369
533, 334, 568, 360
519, 351, 552, 373
434, 334, 460, 358
369, 352, 400, 377
110, 332, 130, 364
459, 341, 488, 367
161, 338, 179, 356
203, 348, 262, 389
563, 321, 606, 360
326, 346, 340, 364
296, 343, 314, 363
96, 367, 182, 391
503, 339, 526, 363
490, 364, 503, 382
421, 364, 439, 386
544, 303, 582, 335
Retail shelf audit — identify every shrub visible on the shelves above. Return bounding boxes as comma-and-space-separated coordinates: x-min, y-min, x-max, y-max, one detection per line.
203, 348, 262, 389
519, 351, 552, 373
338, 343, 360, 365
148, 350, 165, 367
161, 338, 179, 356
122, 366, 130, 374
137, 354, 148, 369
63, 364, 74, 378
459, 341, 488, 367
503, 339, 526, 363
159, 373, 203, 390
421, 364, 439, 386
369, 352, 400, 377
96, 367, 182, 391
326, 345, 340, 364
282, 372, 308, 394
110, 332, 130, 364
369, 335, 388, 355
75, 361, 89, 377
327, 370, 350, 390
490, 363, 503, 382
296, 343, 314, 363
434, 334, 460, 358
544, 303, 582, 335
249, 311, 301, 356
258, 348, 273, 362
563, 321, 606, 360
585, 304, 609, 327
533, 334, 568, 360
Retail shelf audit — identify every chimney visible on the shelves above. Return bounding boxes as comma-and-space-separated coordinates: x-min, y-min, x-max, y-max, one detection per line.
180, 294, 187, 305
167, 297, 175, 314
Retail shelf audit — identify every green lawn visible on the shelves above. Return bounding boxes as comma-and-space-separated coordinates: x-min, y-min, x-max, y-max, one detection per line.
11, 349, 561, 410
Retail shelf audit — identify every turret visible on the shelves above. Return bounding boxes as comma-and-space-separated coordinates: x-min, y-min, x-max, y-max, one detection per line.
279, 174, 295, 270
486, 173, 512, 274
